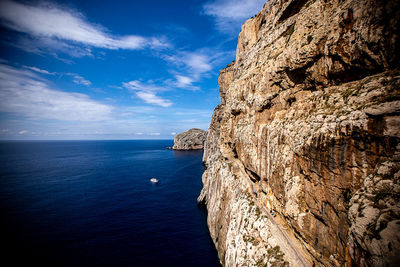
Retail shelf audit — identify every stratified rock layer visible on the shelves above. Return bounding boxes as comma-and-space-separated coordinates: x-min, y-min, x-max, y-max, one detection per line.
172, 128, 207, 150
198, 0, 400, 266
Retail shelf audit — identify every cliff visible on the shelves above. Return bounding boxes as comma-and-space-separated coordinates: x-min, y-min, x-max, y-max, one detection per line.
172, 128, 207, 150
198, 0, 400, 266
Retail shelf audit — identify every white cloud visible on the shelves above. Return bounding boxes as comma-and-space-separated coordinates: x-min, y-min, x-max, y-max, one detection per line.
0, 0, 169, 57
23, 66, 91, 86
163, 49, 235, 89
203, 0, 265, 34
173, 74, 199, 90
171, 132, 177, 135
164, 51, 212, 76
175, 75, 195, 87
0, 63, 112, 121
18, 130, 28, 134
123, 80, 172, 107
149, 132, 160, 136
183, 53, 213, 73
123, 80, 168, 93
67, 73, 91, 86
163, 51, 212, 90
23, 66, 55, 75
13, 36, 94, 59
135, 91, 172, 108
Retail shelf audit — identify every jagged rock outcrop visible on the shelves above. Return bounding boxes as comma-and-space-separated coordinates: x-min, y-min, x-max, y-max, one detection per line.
172, 128, 207, 150
198, 0, 400, 266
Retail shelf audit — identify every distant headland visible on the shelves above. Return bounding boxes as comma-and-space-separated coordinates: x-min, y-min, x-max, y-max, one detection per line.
168, 128, 207, 150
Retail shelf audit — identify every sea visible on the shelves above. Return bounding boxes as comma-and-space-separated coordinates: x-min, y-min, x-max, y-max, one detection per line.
0, 140, 220, 267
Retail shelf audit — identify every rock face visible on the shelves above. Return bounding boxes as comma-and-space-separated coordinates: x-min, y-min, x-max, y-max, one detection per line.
198, 0, 400, 266
172, 128, 207, 150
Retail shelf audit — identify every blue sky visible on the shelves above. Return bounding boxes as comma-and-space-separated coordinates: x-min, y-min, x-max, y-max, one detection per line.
0, 0, 265, 140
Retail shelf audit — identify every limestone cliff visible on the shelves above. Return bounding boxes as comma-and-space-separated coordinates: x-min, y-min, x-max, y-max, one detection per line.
172, 128, 207, 150
198, 0, 400, 266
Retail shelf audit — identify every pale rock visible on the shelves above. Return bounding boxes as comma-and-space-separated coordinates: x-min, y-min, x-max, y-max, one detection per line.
172, 128, 207, 150
198, 0, 400, 266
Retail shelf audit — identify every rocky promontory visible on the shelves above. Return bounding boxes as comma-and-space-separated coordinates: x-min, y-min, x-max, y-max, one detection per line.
172, 128, 207, 150
198, 0, 400, 266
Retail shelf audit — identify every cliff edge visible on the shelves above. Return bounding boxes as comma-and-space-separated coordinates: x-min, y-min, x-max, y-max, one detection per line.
172, 128, 207, 150
198, 0, 400, 266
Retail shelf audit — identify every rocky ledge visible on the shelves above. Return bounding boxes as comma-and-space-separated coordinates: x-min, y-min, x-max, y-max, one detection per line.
198, 0, 400, 266
172, 128, 207, 150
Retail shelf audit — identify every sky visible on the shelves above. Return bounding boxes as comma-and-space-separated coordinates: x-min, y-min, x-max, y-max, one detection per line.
0, 0, 266, 140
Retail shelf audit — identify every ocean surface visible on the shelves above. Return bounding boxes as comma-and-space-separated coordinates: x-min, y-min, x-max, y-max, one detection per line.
0, 140, 220, 266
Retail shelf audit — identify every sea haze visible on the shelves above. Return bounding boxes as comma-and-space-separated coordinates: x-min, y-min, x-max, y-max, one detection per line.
0, 140, 220, 266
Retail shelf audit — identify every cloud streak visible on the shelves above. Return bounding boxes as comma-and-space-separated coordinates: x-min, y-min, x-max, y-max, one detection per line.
123, 81, 172, 107
174, 74, 197, 89
0, 63, 112, 121
0, 0, 169, 56
23, 66, 92, 86
203, 0, 265, 34
23, 66, 55, 75
67, 73, 92, 86
164, 51, 212, 77
163, 49, 235, 89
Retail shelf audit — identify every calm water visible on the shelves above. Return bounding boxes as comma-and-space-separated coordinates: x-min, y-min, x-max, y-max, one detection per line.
0, 140, 220, 266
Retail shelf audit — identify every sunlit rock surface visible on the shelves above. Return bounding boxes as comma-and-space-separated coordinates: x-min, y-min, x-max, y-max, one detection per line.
172, 128, 207, 150
198, 0, 400, 266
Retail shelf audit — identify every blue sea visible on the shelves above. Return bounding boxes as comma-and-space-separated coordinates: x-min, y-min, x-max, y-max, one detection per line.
0, 140, 220, 266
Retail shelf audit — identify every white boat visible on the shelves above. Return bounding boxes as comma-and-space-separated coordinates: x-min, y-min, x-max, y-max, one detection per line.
150, 178, 159, 183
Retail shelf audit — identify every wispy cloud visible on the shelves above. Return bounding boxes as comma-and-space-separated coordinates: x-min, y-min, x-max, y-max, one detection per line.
23, 66, 55, 75
123, 80, 172, 107
164, 49, 235, 89
0, 63, 112, 121
174, 74, 198, 90
0, 0, 169, 57
179, 52, 212, 74
203, 0, 265, 34
67, 73, 91, 86
13, 36, 94, 59
136, 91, 172, 108
23, 65, 92, 86
164, 51, 212, 77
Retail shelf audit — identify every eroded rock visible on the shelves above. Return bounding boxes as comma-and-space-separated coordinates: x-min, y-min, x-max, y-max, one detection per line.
199, 0, 400, 266
172, 128, 207, 150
